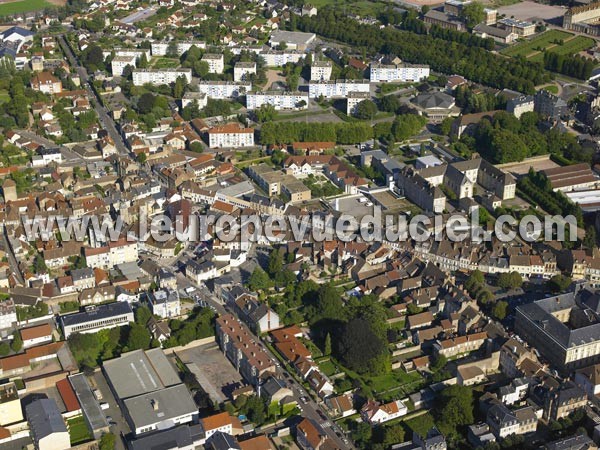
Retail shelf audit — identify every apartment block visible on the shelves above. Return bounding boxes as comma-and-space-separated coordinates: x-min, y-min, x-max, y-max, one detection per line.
246, 91, 309, 111
259, 50, 304, 67
207, 123, 254, 148
201, 53, 224, 74
308, 79, 370, 98
310, 61, 333, 81
233, 61, 256, 81
347, 91, 370, 116
215, 314, 276, 385
150, 40, 206, 56
132, 69, 192, 86
196, 81, 251, 99
369, 63, 430, 83
111, 54, 137, 77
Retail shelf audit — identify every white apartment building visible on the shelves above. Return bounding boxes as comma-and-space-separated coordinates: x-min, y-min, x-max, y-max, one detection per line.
308, 79, 370, 98
132, 69, 192, 86
347, 91, 371, 115
106, 48, 151, 60
181, 91, 207, 110
201, 53, 224, 74
311, 61, 333, 81
369, 63, 430, 83
233, 61, 256, 81
246, 91, 309, 110
208, 123, 255, 148
196, 81, 251, 99
150, 40, 206, 56
148, 289, 181, 319
111, 54, 137, 77
259, 50, 304, 67
84, 239, 139, 269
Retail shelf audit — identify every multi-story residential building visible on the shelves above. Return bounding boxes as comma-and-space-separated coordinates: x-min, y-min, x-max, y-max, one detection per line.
201, 53, 224, 74
61, 302, 134, 338
397, 166, 447, 213
246, 91, 309, 110
369, 63, 430, 83
31, 71, 62, 94
515, 286, 600, 373
26, 399, 70, 450
233, 61, 256, 81
424, 9, 466, 31
207, 123, 254, 148
196, 81, 251, 99
534, 90, 569, 120
308, 79, 370, 98
259, 50, 304, 67
150, 40, 206, 56
507, 95, 535, 119
226, 286, 281, 333
20, 323, 53, 348
84, 239, 138, 269
0, 299, 16, 330
71, 267, 95, 290
132, 69, 192, 86
215, 314, 276, 385
148, 289, 181, 319
310, 61, 332, 81
111, 54, 137, 77
347, 91, 370, 116
0, 382, 22, 426
181, 91, 207, 110
248, 163, 311, 203
433, 332, 487, 358
544, 383, 587, 421
499, 338, 538, 378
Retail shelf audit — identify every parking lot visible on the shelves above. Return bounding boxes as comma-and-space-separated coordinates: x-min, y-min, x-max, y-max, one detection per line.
175, 342, 243, 404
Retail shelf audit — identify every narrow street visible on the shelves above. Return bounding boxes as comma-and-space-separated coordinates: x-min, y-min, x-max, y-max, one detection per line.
57, 35, 130, 156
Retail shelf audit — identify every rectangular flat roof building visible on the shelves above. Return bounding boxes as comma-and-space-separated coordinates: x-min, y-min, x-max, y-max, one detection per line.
103, 348, 181, 400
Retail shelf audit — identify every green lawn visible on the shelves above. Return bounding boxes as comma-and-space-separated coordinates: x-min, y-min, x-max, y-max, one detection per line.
68, 416, 92, 445
0, 0, 53, 16
404, 412, 436, 436
318, 359, 338, 377
152, 57, 180, 69
366, 369, 423, 394
501, 30, 574, 58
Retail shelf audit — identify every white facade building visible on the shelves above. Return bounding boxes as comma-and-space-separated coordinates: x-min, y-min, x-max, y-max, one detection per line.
308, 79, 370, 98
148, 289, 181, 319
132, 69, 192, 86
111, 54, 137, 77
246, 91, 309, 110
233, 62, 257, 81
201, 53, 224, 74
259, 50, 304, 67
150, 40, 206, 57
346, 91, 370, 115
61, 303, 134, 339
196, 81, 251, 99
310, 61, 333, 81
369, 63, 430, 83
207, 123, 255, 148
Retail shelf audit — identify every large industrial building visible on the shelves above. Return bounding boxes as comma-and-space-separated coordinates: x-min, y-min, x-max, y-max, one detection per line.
102, 348, 197, 436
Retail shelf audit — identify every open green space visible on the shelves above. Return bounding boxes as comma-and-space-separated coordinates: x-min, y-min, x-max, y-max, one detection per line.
67, 416, 92, 445
501, 30, 574, 58
0, 0, 54, 16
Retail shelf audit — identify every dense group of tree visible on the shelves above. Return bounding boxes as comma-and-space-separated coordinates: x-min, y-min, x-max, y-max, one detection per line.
543, 52, 594, 81
454, 84, 507, 113
296, 9, 549, 93
456, 111, 593, 165
259, 121, 373, 145
518, 169, 583, 225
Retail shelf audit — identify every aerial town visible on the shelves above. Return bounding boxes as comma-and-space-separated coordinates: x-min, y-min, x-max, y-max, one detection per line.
3, 0, 600, 449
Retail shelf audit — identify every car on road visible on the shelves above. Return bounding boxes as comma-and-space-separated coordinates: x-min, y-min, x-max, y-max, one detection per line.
300, 396, 308, 404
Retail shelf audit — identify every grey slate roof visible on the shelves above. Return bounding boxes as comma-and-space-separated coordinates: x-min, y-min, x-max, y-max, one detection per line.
61, 301, 133, 328
129, 424, 206, 450
26, 398, 67, 439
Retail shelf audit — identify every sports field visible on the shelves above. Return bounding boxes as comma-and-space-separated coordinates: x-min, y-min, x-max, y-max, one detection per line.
501, 30, 595, 61
0, 0, 58, 16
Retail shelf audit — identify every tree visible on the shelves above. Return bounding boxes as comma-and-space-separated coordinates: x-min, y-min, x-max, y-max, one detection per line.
99, 433, 116, 450
383, 424, 405, 447
135, 305, 152, 326
584, 226, 597, 249
335, 318, 390, 376
324, 332, 332, 356
267, 248, 283, 276
83, 45, 105, 71
247, 267, 272, 291
354, 99, 377, 120
255, 104, 276, 123
436, 385, 474, 437
126, 323, 151, 351
243, 395, 266, 425
430, 353, 447, 372
379, 95, 400, 113
33, 254, 47, 274
496, 271, 522, 290
440, 116, 454, 136
189, 141, 203, 153
547, 275, 572, 293
137, 93, 156, 114
173, 75, 188, 99
492, 300, 508, 320
0, 342, 9, 356
137, 152, 147, 164
460, 1, 485, 28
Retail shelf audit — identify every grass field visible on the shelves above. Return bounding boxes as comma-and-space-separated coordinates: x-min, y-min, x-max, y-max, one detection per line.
0, 0, 54, 16
404, 412, 436, 436
502, 30, 595, 65
501, 30, 574, 58
67, 416, 92, 445
152, 57, 179, 69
